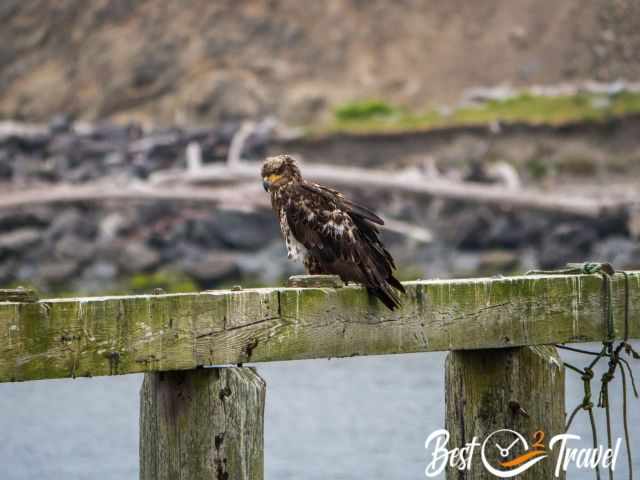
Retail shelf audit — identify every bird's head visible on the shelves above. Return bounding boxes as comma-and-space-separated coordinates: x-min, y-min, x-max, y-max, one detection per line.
261, 154, 302, 192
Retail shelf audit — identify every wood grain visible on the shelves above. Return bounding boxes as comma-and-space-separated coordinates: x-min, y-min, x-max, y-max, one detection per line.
140, 367, 265, 480
444, 346, 565, 479
0, 272, 638, 382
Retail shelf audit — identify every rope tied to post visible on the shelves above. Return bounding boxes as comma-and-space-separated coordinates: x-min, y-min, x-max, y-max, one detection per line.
528, 262, 639, 480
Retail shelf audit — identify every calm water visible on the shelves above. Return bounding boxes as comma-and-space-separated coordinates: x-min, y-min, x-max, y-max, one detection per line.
0, 345, 638, 479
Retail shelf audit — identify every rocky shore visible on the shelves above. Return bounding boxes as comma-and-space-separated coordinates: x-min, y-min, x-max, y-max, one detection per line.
1, 118, 639, 295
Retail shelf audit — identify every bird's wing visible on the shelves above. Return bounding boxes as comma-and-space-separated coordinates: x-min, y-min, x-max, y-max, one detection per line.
299, 182, 384, 225
283, 182, 355, 264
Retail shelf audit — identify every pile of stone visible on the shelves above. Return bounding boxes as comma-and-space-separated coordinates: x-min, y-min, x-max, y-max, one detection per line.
0, 203, 302, 294
0, 118, 639, 294
0, 117, 273, 185
0, 118, 292, 293
414, 204, 640, 278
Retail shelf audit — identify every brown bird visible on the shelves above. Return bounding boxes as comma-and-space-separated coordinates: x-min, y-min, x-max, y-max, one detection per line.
261, 154, 405, 310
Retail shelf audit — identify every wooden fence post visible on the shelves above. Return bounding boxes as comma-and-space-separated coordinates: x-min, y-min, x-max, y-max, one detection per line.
445, 346, 565, 480
140, 367, 265, 480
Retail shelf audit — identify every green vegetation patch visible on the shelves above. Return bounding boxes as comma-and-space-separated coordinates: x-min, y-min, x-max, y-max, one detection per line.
334, 99, 399, 121
324, 91, 640, 134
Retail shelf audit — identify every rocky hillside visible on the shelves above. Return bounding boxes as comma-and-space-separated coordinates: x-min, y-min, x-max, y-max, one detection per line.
2, 0, 640, 126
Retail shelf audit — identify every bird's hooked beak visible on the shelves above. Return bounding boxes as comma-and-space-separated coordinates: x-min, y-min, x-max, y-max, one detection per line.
262, 174, 282, 192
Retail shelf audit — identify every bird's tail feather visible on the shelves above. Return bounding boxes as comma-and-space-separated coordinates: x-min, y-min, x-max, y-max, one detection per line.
368, 285, 402, 310
387, 275, 406, 294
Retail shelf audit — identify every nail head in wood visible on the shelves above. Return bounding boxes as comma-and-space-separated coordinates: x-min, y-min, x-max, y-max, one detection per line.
0, 287, 38, 303
287, 274, 343, 288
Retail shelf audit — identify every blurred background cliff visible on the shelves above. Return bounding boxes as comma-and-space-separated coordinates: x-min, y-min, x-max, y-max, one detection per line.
1, 1, 639, 479
3, 0, 640, 125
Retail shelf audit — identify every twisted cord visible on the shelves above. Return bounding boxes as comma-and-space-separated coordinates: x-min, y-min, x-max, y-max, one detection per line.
529, 263, 638, 479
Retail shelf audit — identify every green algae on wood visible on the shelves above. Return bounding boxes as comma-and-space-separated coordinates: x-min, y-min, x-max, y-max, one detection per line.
0, 273, 639, 383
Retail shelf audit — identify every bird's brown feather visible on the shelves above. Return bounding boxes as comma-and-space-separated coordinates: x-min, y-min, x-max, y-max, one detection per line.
270, 177, 404, 310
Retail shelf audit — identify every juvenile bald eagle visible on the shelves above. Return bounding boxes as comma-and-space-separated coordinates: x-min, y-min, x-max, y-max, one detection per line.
261, 154, 405, 310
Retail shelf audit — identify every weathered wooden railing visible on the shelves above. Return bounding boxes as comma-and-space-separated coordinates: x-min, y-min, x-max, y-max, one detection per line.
1, 272, 639, 479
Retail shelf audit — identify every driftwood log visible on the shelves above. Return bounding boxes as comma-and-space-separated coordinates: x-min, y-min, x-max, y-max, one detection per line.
0, 182, 432, 243
1, 162, 634, 222
150, 162, 635, 219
